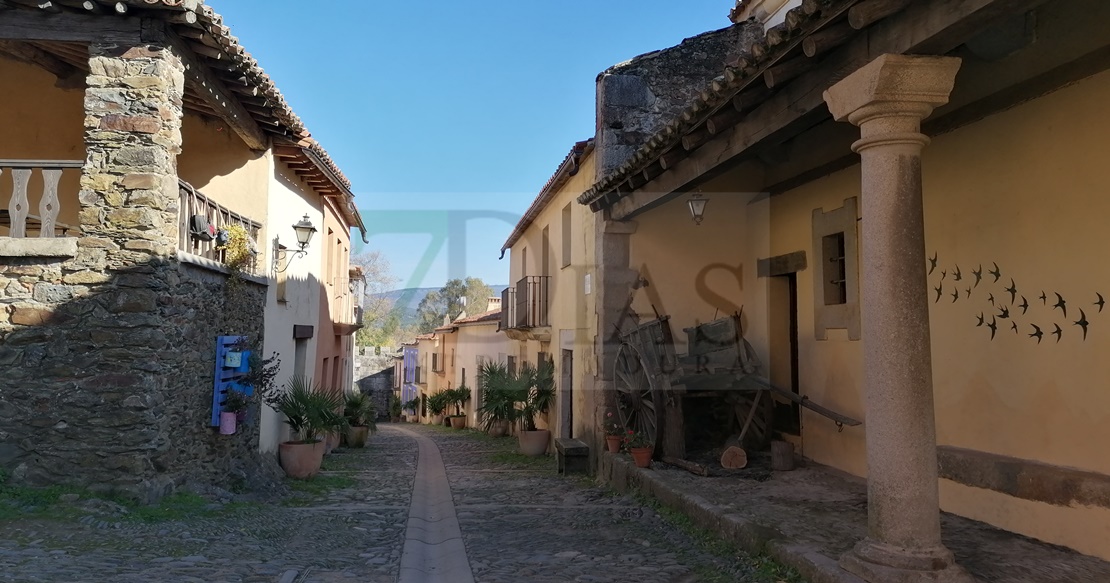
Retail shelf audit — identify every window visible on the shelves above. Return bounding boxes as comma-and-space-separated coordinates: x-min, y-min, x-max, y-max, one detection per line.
507, 355, 517, 377
276, 244, 288, 302
461, 368, 466, 388
822, 232, 847, 305
541, 226, 550, 277
561, 203, 572, 268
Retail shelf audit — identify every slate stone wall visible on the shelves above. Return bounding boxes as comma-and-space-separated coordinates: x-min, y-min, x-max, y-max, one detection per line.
595, 22, 763, 175
0, 41, 276, 501
354, 352, 395, 421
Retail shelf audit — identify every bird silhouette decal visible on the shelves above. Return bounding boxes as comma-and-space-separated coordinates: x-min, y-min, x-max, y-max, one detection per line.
934, 284, 943, 303
951, 288, 959, 303
953, 266, 962, 282
1029, 324, 1043, 344
941, 269, 947, 281
928, 252, 938, 275
1010, 321, 1019, 334
1019, 296, 1029, 315
988, 293, 995, 306
1005, 279, 1018, 305
976, 313, 984, 327
989, 262, 1002, 283
998, 306, 1010, 319
1040, 291, 1047, 305
965, 287, 972, 299
1096, 293, 1105, 313
1075, 309, 1090, 340
972, 265, 983, 288
1053, 293, 1067, 318
987, 317, 998, 340
1052, 323, 1063, 343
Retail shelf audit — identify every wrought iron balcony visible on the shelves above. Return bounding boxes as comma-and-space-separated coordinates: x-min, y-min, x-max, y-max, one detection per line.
501, 275, 550, 331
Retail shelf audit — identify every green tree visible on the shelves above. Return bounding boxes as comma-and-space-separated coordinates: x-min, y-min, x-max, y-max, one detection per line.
351, 250, 401, 347
415, 277, 494, 333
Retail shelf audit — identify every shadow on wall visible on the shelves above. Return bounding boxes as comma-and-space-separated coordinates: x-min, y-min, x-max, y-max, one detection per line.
0, 253, 278, 503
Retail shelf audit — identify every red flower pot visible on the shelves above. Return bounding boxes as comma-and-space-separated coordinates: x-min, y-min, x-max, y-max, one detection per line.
630, 447, 653, 468
605, 435, 622, 453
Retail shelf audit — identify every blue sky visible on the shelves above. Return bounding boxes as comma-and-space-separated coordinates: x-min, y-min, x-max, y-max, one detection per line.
214, 1, 731, 289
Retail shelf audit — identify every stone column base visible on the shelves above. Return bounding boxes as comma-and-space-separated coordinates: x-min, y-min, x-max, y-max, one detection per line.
840, 539, 979, 583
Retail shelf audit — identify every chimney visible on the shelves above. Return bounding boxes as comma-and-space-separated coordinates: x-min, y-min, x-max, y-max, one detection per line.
486, 296, 501, 313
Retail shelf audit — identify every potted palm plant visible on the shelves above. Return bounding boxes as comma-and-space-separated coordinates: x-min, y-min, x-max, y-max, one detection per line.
344, 391, 377, 447
262, 376, 326, 479
389, 394, 402, 423
317, 390, 348, 454
402, 397, 421, 422
515, 358, 556, 457
477, 361, 515, 437
427, 391, 449, 426
446, 385, 471, 429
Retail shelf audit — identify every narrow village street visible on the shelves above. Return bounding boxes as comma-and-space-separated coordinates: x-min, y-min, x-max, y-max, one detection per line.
0, 425, 799, 583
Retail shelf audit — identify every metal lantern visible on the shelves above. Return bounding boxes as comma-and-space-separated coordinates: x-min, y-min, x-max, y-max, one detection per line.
687, 193, 708, 225
292, 214, 317, 250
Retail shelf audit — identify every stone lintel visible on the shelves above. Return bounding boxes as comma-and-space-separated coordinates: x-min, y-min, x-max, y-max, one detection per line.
0, 237, 79, 258
602, 219, 638, 235
823, 54, 963, 124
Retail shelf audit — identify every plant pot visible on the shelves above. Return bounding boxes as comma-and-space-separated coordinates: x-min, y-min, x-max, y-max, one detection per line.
278, 440, 324, 479
219, 412, 237, 435
347, 425, 370, 448
443, 416, 452, 427
486, 419, 510, 437
605, 435, 623, 453
630, 447, 653, 468
449, 416, 466, 429
431, 414, 444, 426
518, 429, 550, 457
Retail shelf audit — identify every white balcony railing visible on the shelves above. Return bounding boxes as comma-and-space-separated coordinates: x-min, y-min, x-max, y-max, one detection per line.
1, 159, 83, 239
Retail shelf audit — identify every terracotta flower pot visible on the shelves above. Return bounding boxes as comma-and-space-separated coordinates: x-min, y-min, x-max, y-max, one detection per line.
279, 440, 324, 479
219, 412, 237, 435
431, 414, 444, 426
324, 432, 341, 454
605, 435, 622, 453
630, 447, 653, 468
486, 419, 510, 437
518, 429, 550, 457
347, 425, 370, 448
449, 416, 466, 429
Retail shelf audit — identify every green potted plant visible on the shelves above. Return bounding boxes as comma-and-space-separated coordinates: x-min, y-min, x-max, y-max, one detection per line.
315, 389, 349, 455
262, 376, 326, 479
344, 391, 377, 448
446, 385, 471, 429
625, 429, 654, 468
515, 358, 556, 457
477, 361, 515, 437
402, 397, 421, 423
389, 394, 403, 423
603, 410, 625, 453
426, 391, 449, 426
219, 390, 251, 435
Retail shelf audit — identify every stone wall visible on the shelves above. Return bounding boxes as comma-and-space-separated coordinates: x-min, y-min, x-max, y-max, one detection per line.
595, 22, 763, 175
0, 40, 276, 501
354, 351, 395, 421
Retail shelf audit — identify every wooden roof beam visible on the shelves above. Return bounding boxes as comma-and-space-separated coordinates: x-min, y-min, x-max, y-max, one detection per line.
166, 31, 267, 151
0, 40, 82, 88
0, 7, 140, 42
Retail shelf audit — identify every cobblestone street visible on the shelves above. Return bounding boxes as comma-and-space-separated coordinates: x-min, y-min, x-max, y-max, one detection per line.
0, 424, 800, 582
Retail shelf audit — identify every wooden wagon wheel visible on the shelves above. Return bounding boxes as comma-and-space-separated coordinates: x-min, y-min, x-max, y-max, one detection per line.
614, 342, 663, 451
732, 389, 775, 450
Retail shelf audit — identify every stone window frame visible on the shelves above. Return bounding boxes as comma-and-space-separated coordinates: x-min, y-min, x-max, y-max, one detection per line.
811, 197, 860, 340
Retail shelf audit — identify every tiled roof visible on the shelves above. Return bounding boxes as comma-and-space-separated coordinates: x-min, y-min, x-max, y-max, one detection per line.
501, 139, 594, 256
579, 0, 857, 208
454, 309, 501, 325
415, 333, 436, 341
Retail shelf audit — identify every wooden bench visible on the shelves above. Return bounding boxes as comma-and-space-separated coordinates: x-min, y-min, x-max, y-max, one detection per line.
555, 437, 589, 475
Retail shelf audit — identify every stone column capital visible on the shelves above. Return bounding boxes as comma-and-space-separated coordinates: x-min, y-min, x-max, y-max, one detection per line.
823, 53, 962, 128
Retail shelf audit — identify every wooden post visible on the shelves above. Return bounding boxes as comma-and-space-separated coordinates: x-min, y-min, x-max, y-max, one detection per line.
771, 440, 795, 471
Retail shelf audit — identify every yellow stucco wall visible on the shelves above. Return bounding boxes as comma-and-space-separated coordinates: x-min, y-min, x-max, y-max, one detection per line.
0, 56, 85, 232
760, 68, 1110, 559
313, 199, 354, 391
506, 153, 598, 439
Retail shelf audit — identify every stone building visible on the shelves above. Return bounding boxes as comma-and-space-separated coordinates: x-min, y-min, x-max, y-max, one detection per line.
0, 1, 360, 500
566, 0, 1110, 577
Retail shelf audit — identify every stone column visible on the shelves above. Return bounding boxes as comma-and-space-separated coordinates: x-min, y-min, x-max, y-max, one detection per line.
823, 55, 973, 583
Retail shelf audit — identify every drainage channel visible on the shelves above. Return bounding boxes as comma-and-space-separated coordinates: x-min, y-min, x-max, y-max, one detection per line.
394, 426, 475, 583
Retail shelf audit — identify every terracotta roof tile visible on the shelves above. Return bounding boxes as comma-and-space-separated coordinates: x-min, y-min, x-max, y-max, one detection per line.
454, 309, 501, 325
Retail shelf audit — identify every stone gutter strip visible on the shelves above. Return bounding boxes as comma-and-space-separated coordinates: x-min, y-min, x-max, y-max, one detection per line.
395, 426, 475, 583
602, 453, 865, 583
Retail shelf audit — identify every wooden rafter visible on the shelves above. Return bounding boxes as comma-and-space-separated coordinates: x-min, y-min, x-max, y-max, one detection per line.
0, 7, 140, 42
0, 40, 83, 88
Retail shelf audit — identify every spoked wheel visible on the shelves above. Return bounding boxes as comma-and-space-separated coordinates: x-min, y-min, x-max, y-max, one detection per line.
614, 342, 663, 450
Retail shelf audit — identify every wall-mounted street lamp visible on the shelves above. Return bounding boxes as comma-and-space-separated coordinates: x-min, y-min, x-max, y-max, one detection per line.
687, 192, 708, 225
273, 214, 318, 273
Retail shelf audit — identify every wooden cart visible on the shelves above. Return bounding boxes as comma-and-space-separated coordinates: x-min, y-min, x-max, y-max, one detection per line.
614, 314, 860, 461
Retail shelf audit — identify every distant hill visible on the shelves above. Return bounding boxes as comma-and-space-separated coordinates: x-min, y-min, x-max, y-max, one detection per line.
376, 286, 507, 327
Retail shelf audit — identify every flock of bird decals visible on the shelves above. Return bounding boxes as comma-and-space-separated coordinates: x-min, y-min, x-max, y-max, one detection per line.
928, 252, 1102, 343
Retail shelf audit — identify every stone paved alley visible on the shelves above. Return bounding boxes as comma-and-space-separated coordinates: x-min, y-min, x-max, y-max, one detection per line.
0, 425, 800, 583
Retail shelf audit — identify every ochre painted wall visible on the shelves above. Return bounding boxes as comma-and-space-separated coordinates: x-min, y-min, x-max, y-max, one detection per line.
0, 57, 84, 232
505, 153, 599, 440
762, 68, 1110, 559
313, 198, 354, 392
